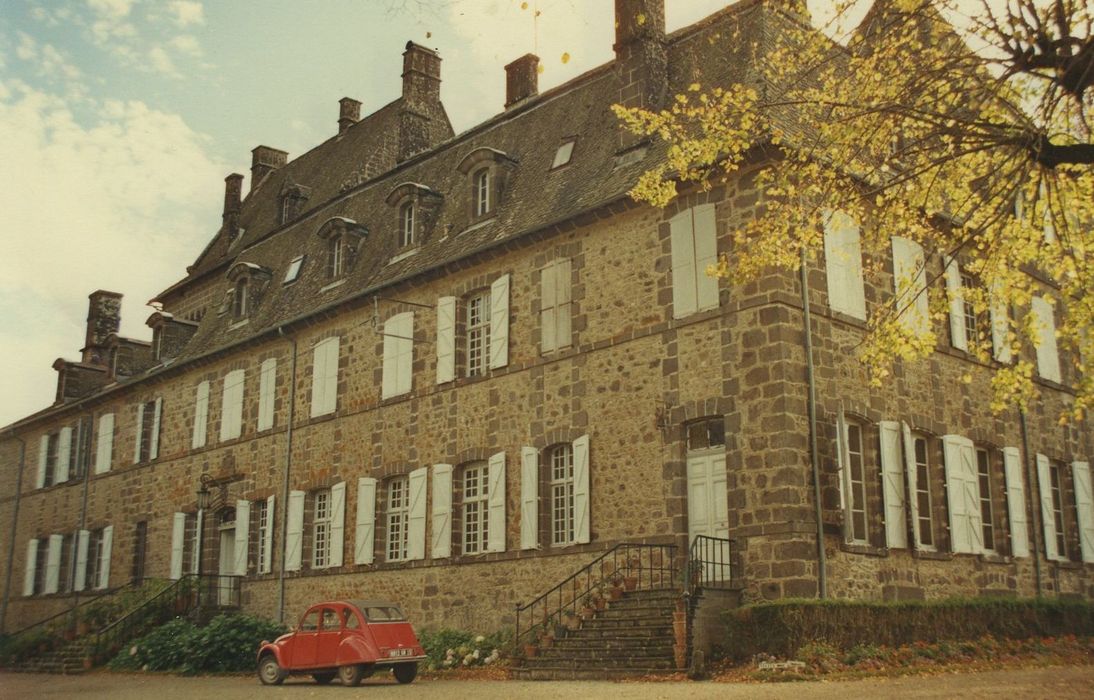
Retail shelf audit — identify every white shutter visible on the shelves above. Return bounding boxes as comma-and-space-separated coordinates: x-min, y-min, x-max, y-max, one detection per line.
489, 274, 510, 369
382, 313, 414, 399
45, 534, 62, 594
220, 369, 245, 441
879, 421, 907, 549
234, 500, 250, 575
74, 530, 89, 592
98, 525, 113, 589
943, 435, 974, 554
431, 464, 453, 559
1072, 461, 1094, 563
170, 512, 186, 579
192, 381, 209, 448
891, 237, 928, 335
330, 481, 346, 567
836, 408, 853, 543
556, 259, 572, 349
133, 403, 144, 464
436, 296, 456, 384
959, 440, 984, 552
311, 338, 339, 417
407, 467, 428, 561
1037, 454, 1059, 561
901, 423, 922, 548
354, 478, 376, 565
258, 359, 276, 431
943, 256, 967, 351
56, 427, 72, 483
1003, 447, 1030, 558
1031, 297, 1061, 382
285, 490, 305, 571
573, 435, 591, 544
261, 495, 275, 574
149, 398, 163, 460
36, 434, 48, 489
95, 413, 114, 474
191, 510, 203, 575
487, 451, 507, 553
990, 294, 1011, 362
670, 208, 698, 318
541, 263, 558, 353
23, 539, 38, 596
693, 204, 719, 312
823, 210, 866, 320
520, 446, 539, 549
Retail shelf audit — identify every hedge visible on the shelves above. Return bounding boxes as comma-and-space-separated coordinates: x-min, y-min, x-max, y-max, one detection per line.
720, 597, 1094, 661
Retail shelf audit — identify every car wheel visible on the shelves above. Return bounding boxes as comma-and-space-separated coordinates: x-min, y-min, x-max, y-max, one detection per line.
338, 663, 365, 687
257, 654, 286, 685
312, 671, 336, 685
392, 662, 418, 684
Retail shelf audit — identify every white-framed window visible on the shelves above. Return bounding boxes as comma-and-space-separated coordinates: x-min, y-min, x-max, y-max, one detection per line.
540, 259, 572, 353
86, 526, 112, 590
134, 398, 162, 464
669, 203, 718, 319
312, 489, 332, 568
1049, 460, 1067, 558
1031, 296, 1062, 383
255, 497, 271, 574
386, 477, 410, 562
381, 312, 414, 399
975, 448, 995, 552
326, 234, 344, 278
549, 445, 575, 546
462, 462, 489, 555
846, 421, 869, 544
400, 202, 415, 248
474, 168, 491, 217
310, 337, 340, 418
219, 369, 245, 442
231, 278, 248, 318
36, 427, 77, 489
467, 291, 491, 377
912, 434, 935, 549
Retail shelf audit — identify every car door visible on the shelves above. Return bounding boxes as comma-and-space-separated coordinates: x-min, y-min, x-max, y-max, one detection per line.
290, 608, 321, 668
315, 606, 343, 665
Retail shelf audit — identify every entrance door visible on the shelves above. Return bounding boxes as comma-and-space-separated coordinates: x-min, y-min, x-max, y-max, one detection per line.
686, 450, 730, 582
217, 526, 235, 606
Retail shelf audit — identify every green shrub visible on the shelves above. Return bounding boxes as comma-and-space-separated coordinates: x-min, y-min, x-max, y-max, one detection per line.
418, 628, 509, 670
108, 614, 285, 674
0, 628, 56, 665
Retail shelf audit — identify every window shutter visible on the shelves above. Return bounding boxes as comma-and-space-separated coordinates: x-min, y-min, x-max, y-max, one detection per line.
192, 381, 209, 448
573, 435, 591, 544
311, 338, 339, 417
98, 525, 113, 589
95, 413, 114, 474
56, 427, 72, 483
1036, 454, 1058, 561
836, 408, 853, 543
959, 440, 984, 552
220, 370, 244, 441
170, 513, 186, 579
45, 534, 62, 594
191, 510, 203, 575
436, 296, 456, 383
990, 297, 1012, 362
149, 398, 162, 460
541, 263, 558, 353
487, 451, 507, 553
407, 467, 428, 561
1002, 447, 1030, 558
36, 435, 49, 489
879, 421, 907, 549
261, 495, 275, 574
329, 481, 346, 567
234, 500, 250, 575
74, 530, 89, 592
943, 256, 967, 351
943, 434, 973, 554
285, 490, 305, 571
1072, 461, 1094, 563
489, 273, 510, 369
1031, 297, 1061, 382
23, 539, 38, 596
901, 422, 921, 548
669, 208, 697, 319
354, 478, 376, 565
382, 313, 412, 399
823, 210, 866, 320
693, 204, 719, 312
520, 446, 539, 549
431, 464, 453, 559
556, 259, 572, 349
133, 403, 144, 464
891, 237, 929, 335
258, 359, 276, 431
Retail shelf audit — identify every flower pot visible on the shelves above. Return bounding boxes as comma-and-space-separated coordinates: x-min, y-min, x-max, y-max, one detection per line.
540, 634, 554, 649
595, 598, 606, 611
76, 620, 91, 636
623, 576, 638, 591
580, 606, 595, 619
523, 644, 538, 658
608, 586, 623, 601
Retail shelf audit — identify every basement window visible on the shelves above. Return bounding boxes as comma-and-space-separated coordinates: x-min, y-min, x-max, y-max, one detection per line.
551, 140, 575, 169
284, 256, 304, 284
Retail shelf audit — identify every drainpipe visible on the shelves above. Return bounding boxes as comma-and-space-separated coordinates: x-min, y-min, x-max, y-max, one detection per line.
0, 431, 27, 634
1018, 409, 1042, 597
801, 248, 827, 598
71, 413, 95, 620
276, 326, 298, 624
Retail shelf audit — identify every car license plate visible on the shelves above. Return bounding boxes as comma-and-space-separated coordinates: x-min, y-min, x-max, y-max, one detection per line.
388, 648, 411, 657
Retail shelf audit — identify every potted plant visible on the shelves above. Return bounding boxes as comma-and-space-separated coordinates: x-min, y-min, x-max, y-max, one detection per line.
623, 555, 640, 591
593, 586, 607, 611
607, 573, 624, 600
561, 609, 580, 631
523, 641, 538, 658
580, 593, 597, 619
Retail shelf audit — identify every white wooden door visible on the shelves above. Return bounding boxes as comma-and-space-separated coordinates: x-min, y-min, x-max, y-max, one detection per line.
687, 451, 730, 581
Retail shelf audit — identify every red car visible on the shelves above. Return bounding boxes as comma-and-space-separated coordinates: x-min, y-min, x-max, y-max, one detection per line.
256, 600, 426, 686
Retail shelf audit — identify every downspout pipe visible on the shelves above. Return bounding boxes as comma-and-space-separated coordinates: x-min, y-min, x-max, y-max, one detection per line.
276, 326, 298, 624
0, 431, 26, 634
801, 248, 827, 598
72, 413, 95, 621
1018, 409, 1042, 597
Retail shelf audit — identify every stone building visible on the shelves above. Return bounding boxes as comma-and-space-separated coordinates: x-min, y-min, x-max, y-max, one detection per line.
2, 0, 1091, 640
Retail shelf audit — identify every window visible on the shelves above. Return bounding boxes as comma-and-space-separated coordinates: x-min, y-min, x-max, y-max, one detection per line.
552, 140, 575, 169
1049, 461, 1067, 558
381, 312, 414, 399
975, 448, 995, 552
549, 446, 575, 546
400, 202, 415, 248
310, 337, 340, 418
467, 291, 491, 377
279, 195, 294, 225
326, 234, 344, 278
823, 210, 866, 320
86, 527, 111, 590
283, 256, 304, 284
473, 169, 491, 217
24, 537, 44, 596
299, 610, 319, 631
1031, 296, 1062, 382
846, 421, 869, 544
36, 426, 80, 489
255, 498, 271, 574
313, 489, 332, 568
462, 462, 489, 555
912, 435, 934, 548
386, 477, 410, 562
687, 418, 725, 451
219, 369, 245, 442
232, 278, 248, 319
669, 204, 719, 319
131, 521, 147, 584
960, 270, 982, 348
540, 259, 572, 353
134, 398, 162, 464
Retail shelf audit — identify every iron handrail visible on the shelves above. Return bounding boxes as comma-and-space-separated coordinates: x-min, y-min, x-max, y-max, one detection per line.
684, 535, 741, 600
7, 580, 139, 639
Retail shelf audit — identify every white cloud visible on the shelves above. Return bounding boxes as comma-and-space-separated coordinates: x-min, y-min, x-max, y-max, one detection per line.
169, 34, 202, 57
87, 0, 137, 19
14, 32, 83, 84
148, 46, 179, 77
167, 0, 205, 27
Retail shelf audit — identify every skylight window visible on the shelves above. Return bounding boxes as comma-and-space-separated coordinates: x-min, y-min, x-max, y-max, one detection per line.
552, 140, 575, 169
284, 256, 305, 284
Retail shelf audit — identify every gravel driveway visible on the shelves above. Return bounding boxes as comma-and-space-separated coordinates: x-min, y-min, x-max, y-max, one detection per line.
1, 665, 1092, 699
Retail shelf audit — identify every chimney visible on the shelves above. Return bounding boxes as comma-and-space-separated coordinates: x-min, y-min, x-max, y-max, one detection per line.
223, 173, 243, 239
339, 97, 362, 134
504, 54, 540, 108
398, 42, 447, 162
402, 42, 442, 107
613, 0, 667, 148
250, 145, 288, 192
82, 290, 122, 366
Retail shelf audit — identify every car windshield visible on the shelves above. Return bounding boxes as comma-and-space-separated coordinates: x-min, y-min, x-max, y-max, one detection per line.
348, 601, 406, 622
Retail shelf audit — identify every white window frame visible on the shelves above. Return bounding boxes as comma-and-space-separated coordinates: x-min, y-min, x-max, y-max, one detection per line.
386, 477, 410, 562
550, 444, 576, 546
312, 489, 332, 569
462, 462, 489, 555
474, 168, 491, 217
975, 447, 996, 553
467, 291, 491, 377
400, 202, 415, 248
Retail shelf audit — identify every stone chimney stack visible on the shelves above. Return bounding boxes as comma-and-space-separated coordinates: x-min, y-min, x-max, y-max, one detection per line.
223, 173, 243, 239
613, 0, 667, 149
398, 42, 446, 162
339, 97, 362, 134
250, 145, 288, 192
82, 290, 122, 366
504, 54, 540, 108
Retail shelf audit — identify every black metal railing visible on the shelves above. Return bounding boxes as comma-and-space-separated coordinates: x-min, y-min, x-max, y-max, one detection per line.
684, 535, 741, 599
7, 580, 139, 640
514, 542, 677, 649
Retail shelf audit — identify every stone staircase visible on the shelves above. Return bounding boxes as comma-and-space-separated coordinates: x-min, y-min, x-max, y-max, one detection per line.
6, 638, 95, 675
512, 589, 680, 680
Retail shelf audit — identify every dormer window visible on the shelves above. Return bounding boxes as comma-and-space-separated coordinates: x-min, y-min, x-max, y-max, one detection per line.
315, 217, 368, 282
385, 183, 442, 253
456, 147, 515, 224
400, 202, 415, 248
278, 182, 312, 225
224, 262, 272, 321
474, 169, 491, 217
327, 234, 344, 278
232, 278, 248, 318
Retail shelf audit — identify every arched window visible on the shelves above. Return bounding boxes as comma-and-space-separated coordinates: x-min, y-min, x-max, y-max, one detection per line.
473, 168, 491, 217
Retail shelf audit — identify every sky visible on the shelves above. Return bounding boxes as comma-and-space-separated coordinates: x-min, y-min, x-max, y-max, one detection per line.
0, 0, 801, 428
